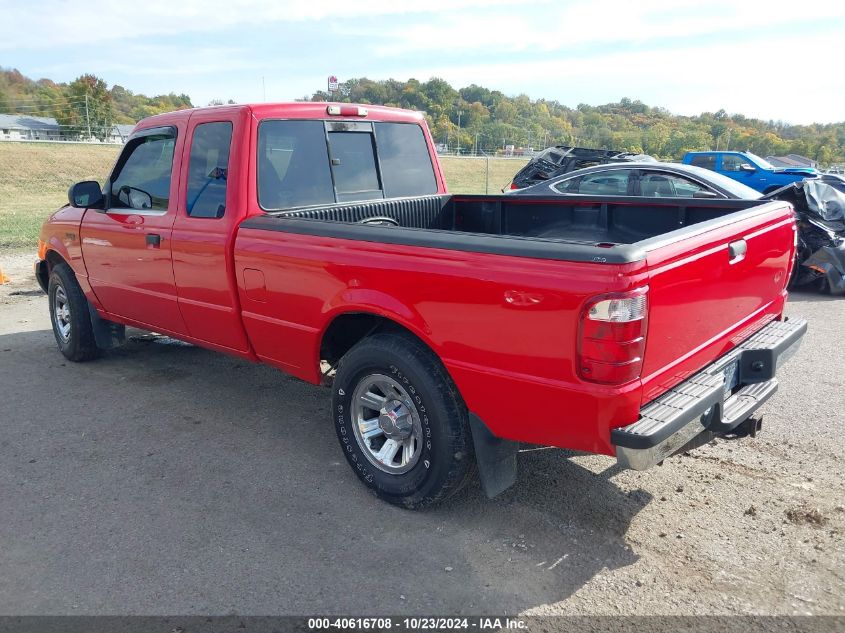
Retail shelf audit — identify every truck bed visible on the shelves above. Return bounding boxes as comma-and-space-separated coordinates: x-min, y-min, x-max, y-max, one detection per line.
252, 193, 773, 259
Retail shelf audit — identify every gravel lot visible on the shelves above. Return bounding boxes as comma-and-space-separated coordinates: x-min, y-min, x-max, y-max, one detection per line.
0, 249, 843, 616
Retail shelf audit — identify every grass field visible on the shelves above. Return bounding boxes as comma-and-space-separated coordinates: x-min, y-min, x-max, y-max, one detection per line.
0, 142, 526, 249
0, 143, 120, 249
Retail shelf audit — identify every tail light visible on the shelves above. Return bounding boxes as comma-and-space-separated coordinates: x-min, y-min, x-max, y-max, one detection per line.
578, 288, 648, 385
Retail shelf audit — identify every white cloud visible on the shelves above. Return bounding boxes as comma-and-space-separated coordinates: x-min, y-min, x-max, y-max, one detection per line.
354, 0, 845, 56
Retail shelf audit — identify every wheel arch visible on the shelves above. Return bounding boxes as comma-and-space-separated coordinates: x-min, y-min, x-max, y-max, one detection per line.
36, 249, 70, 293
319, 310, 440, 371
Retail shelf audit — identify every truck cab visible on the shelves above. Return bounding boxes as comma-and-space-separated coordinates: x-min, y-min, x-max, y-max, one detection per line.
682, 151, 818, 194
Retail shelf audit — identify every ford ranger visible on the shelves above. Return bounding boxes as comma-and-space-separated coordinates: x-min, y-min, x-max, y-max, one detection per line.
682, 150, 818, 194
35, 103, 806, 508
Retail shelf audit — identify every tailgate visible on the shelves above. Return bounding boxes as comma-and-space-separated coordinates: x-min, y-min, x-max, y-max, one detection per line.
639, 200, 796, 403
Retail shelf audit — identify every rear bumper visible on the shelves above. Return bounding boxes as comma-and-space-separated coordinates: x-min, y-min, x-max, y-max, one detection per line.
613, 317, 807, 470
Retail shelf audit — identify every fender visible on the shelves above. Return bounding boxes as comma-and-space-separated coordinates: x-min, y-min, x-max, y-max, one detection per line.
326, 287, 433, 336
40, 205, 104, 310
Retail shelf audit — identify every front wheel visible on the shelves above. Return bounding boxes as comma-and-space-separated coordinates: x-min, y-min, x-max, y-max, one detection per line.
48, 263, 100, 362
332, 332, 475, 509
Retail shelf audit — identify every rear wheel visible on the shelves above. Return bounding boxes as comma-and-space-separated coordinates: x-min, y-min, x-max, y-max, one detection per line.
332, 332, 474, 509
48, 263, 99, 362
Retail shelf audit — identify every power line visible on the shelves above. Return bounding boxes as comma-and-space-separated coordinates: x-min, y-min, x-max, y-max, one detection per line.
1, 92, 94, 103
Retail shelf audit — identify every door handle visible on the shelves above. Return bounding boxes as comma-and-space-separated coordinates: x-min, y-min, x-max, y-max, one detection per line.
728, 239, 747, 264
145, 234, 161, 248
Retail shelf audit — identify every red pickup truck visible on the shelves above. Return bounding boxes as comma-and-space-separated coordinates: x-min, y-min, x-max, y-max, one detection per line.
36, 102, 806, 508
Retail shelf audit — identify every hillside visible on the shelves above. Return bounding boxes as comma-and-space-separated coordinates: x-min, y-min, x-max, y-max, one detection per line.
0, 67, 192, 139
2, 68, 843, 164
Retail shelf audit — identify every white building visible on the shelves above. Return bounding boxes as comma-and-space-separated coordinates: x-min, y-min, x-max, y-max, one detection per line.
107, 124, 135, 144
0, 114, 63, 141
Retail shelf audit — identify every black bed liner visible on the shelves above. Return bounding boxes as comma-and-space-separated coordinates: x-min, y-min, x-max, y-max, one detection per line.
240, 194, 777, 264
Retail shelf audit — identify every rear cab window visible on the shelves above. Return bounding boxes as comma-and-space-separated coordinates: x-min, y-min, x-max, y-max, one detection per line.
257, 119, 437, 210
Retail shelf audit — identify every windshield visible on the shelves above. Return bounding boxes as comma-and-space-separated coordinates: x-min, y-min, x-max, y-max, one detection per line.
745, 152, 776, 170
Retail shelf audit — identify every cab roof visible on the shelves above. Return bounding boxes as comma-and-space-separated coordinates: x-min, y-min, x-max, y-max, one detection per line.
134, 102, 425, 132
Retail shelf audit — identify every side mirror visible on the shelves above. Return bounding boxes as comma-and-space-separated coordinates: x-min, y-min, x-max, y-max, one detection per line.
692, 190, 721, 199
68, 181, 104, 209
116, 186, 153, 210
740, 163, 756, 173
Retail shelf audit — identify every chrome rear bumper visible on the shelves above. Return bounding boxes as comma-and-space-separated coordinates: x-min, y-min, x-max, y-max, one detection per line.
613, 318, 807, 471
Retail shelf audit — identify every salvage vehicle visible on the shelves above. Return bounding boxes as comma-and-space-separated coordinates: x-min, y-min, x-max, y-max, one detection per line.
36, 103, 806, 508
682, 151, 818, 194
505, 146, 656, 191
768, 179, 845, 294
819, 173, 845, 194
510, 162, 764, 200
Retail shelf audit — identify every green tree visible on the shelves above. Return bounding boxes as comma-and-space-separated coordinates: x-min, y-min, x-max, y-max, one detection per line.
57, 74, 115, 140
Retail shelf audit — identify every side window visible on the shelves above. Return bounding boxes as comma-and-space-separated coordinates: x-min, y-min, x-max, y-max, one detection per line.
576, 170, 632, 195
327, 131, 383, 202
186, 122, 232, 218
553, 171, 632, 195
552, 176, 582, 194
690, 154, 716, 170
257, 121, 335, 210
110, 130, 176, 210
374, 123, 437, 197
640, 172, 709, 197
721, 155, 743, 172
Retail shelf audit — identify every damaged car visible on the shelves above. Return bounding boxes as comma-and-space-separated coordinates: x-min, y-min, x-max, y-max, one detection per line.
505, 146, 656, 191
767, 180, 845, 295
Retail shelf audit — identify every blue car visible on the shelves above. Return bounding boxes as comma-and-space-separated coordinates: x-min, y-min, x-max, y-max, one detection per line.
681, 151, 818, 194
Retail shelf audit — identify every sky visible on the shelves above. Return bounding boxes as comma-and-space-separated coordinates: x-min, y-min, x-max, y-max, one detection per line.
2, 0, 845, 124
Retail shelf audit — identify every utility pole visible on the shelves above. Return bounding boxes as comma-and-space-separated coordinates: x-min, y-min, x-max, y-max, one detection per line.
456, 110, 462, 155
474, 132, 479, 156
84, 93, 91, 140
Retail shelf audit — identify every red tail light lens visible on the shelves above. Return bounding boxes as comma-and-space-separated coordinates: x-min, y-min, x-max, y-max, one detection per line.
578, 288, 648, 385
509, 183, 519, 190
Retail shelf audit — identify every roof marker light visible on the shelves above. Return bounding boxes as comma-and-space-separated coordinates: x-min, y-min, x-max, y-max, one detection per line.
326, 105, 368, 117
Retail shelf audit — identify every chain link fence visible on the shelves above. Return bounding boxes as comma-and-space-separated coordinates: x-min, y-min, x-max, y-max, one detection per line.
437, 156, 528, 195
0, 141, 121, 249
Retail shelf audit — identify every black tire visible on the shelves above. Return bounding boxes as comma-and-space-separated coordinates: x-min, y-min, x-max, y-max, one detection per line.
48, 263, 100, 362
332, 332, 475, 509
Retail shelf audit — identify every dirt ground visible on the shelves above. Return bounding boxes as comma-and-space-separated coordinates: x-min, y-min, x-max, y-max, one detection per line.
0, 249, 843, 616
